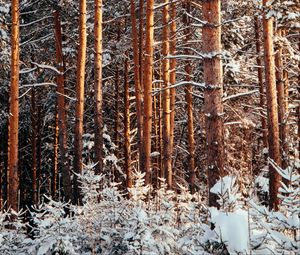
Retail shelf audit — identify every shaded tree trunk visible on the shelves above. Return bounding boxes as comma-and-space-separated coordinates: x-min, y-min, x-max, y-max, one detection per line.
8, 0, 20, 211
254, 16, 268, 148
94, 0, 104, 175
31, 88, 37, 206
262, 0, 282, 210
54, 10, 72, 203
130, 0, 144, 171
52, 108, 59, 198
124, 55, 132, 189
169, 2, 176, 168
275, 29, 289, 170
202, 0, 225, 207
184, 0, 196, 193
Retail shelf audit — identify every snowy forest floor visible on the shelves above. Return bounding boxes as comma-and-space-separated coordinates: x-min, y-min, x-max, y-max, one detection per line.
1, 162, 299, 255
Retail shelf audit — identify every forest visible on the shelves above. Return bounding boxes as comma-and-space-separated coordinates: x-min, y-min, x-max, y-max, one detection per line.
0, 0, 299, 254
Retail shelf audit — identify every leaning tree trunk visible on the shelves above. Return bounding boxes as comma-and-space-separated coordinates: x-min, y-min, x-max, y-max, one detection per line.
54, 10, 72, 203
203, 0, 225, 207
8, 0, 20, 211
73, 0, 87, 204
94, 0, 104, 175
254, 16, 268, 148
262, 0, 282, 211
162, 0, 172, 188
142, 0, 154, 185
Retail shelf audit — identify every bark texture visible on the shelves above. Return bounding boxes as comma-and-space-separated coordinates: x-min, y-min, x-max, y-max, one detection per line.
142, 0, 154, 185
202, 0, 225, 207
94, 0, 104, 175
8, 0, 20, 211
54, 10, 72, 202
262, 0, 282, 210
73, 0, 87, 204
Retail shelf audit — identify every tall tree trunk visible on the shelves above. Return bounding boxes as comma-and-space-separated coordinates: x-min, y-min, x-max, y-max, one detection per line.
169, 2, 176, 166
275, 29, 289, 170
262, 0, 282, 210
73, 0, 87, 204
124, 55, 132, 189
8, 0, 20, 211
202, 0, 225, 207
139, 0, 144, 92
254, 16, 268, 148
184, 0, 196, 192
31, 88, 37, 206
94, 0, 104, 175
162, 0, 172, 188
142, 0, 154, 185
54, 10, 72, 203
130, 0, 144, 171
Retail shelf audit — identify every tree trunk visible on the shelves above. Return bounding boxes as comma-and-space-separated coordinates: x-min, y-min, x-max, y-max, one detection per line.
169, 2, 176, 167
8, 0, 20, 211
124, 55, 132, 189
202, 0, 225, 207
130, 0, 144, 172
54, 10, 72, 203
254, 17, 268, 148
275, 29, 289, 170
73, 0, 87, 204
142, 0, 154, 185
162, 0, 172, 188
94, 0, 104, 175
262, 0, 282, 210
184, 0, 196, 193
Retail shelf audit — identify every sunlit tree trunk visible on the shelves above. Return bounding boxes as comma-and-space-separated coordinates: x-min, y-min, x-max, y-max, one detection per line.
124, 55, 132, 189
162, 0, 172, 188
262, 0, 282, 210
94, 0, 104, 175
73, 0, 87, 204
142, 0, 154, 185
54, 10, 72, 203
254, 16, 268, 148
8, 0, 20, 211
203, 0, 225, 207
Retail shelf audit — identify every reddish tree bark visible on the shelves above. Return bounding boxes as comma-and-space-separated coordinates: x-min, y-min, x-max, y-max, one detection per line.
142, 0, 154, 185
54, 10, 72, 203
8, 0, 20, 211
262, 0, 282, 210
203, 0, 225, 207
